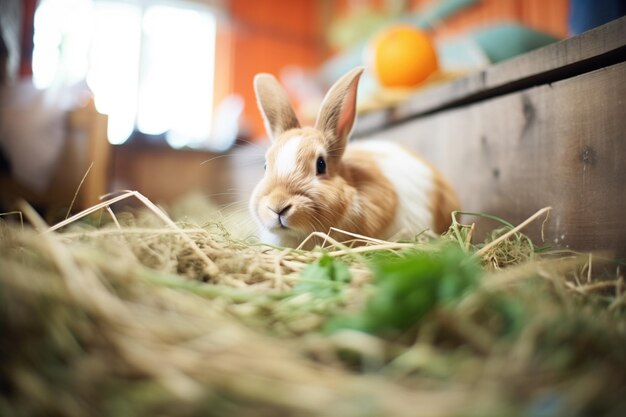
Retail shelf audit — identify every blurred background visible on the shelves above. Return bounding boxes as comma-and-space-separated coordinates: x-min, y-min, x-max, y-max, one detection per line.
1, 0, 624, 221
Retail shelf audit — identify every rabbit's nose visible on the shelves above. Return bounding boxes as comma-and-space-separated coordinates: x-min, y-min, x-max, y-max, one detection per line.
268, 204, 292, 216
267, 204, 292, 228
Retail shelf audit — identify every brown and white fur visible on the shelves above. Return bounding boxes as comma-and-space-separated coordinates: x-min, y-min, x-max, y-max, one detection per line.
250, 67, 459, 248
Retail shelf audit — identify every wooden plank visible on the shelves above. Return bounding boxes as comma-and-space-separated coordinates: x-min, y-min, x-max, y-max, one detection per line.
354, 16, 626, 136
67, 101, 110, 208
360, 61, 626, 258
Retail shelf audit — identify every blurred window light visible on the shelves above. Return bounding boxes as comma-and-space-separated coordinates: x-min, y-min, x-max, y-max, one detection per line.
139, 5, 216, 148
33, 0, 94, 89
33, 0, 216, 147
88, 1, 142, 144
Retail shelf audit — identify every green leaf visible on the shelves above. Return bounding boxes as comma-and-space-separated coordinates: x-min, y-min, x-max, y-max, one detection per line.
295, 255, 351, 298
328, 246, 481, 337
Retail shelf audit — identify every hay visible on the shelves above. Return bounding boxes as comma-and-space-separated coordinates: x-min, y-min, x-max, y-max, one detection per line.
1, 192, 625, 417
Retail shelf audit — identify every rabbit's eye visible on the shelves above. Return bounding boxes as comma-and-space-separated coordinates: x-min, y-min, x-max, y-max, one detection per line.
264, 162, 267, 171
316, 157, 326, 175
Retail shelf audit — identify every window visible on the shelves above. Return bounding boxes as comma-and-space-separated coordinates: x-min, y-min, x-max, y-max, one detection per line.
33, 0, 216, 148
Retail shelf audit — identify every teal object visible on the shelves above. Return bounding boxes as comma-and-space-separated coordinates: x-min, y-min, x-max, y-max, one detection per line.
471, 24, 559, 63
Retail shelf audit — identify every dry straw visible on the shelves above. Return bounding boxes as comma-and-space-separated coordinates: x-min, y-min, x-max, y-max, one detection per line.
1, 192, 624, 416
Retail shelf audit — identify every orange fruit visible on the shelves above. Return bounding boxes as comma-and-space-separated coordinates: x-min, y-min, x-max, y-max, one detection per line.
369, 25, 439, 88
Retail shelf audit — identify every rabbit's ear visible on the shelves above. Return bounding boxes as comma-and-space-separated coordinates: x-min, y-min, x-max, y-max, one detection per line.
315, 67, 364, 158
254, 73, 301, 142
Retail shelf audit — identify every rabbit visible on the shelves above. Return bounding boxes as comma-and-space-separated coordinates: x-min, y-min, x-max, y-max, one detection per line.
249, 67, 460, 249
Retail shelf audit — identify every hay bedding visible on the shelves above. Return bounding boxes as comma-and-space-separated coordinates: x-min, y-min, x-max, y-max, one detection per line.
1, 191, 625, 417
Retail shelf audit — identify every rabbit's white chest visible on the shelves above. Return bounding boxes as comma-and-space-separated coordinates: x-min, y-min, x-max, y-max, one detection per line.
349, 140, 435, 239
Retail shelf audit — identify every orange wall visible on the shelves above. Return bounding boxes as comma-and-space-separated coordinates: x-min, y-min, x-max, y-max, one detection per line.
220, 0, 327, 140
